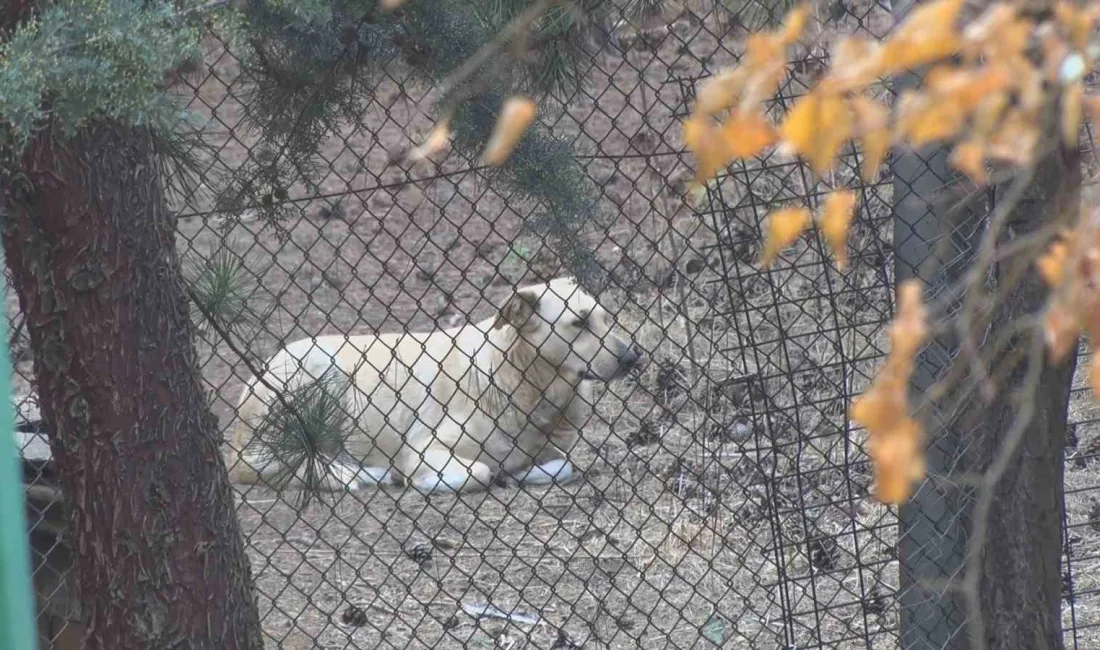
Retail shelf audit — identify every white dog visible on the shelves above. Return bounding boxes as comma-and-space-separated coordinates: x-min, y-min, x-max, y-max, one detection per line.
225, 277, 642, 493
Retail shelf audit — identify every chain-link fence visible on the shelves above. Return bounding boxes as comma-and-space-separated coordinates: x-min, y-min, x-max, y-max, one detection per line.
11, 0, 1100, 648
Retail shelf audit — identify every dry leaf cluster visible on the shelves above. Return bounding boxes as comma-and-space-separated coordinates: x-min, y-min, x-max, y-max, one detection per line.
1039, 221, 1100, 400
682, 0, 1100, 504
685, 0, 1100, 189
851, 281, 929, 504
759, 189, 857, 270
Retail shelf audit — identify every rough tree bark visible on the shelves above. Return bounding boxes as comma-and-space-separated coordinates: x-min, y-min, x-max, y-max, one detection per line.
963, 134, 1080, 649
889, 0, 1079, 646
0, 123, 263, 649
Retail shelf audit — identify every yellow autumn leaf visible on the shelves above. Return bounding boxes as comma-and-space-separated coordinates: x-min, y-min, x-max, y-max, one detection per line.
695, 68, 746, 116
820, 190, 857, 270
1055, 1, 1093, 50
868, 417, 925, 505
777, 2, 812, 46
684, 114, 733, 185
739, 34, 789, 110
821, 36, 885, 93
895, 90, 965, 149
879, 0, 965, 75
852, 279, 928, 505
852, 388, 906, 438
1062, 81, 1084, 149
1045, 302, 1080, 363
849, 96, 891, 183
923, 64, 1012, 113
1037, 239, 1070, 288
988, 108, 1040, 166
720, 111, 777, 159
779, 90, 851, 177
972, 92, 1009, 139
760, 206, 811, 267
406, 119, 452, 162
736, 2, 812, 111
481, 96, 537, 167
963, 4, 1031, 63
891, 280, 928, 360
949, 140, 987, 185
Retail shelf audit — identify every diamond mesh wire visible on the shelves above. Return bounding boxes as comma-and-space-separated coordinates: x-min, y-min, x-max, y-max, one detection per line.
8, 1, 1100, 649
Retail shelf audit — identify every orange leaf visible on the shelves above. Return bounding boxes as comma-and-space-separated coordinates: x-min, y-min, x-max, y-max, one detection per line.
963, 4, 1031, 62
1056, 1, 1093, 50
988, 108, 1040, 166
891, 280, 928, 360
895, 91, 965, 148
879, 0, 965, 75
778, 2, 812, 46
761, 206, 811, 267
850, 96, 891, 183
1063, 81, 1084, 149
407, 119, 452, 163
868, 417, 925, 505
1045, 302, 1081, 362
1037, 239, 1070, 288
972, 92, 1009, 139
820, 190, 857, 270
739, 34, 789, 110
720, 111, 777, 159
923, 64, 1012, 113
822, 37, 885, 93
852, 388, 905, 437
481, 97, 537, 167
683, 114, 733, 184
695, 68, 746, 116
779, 90, 851, 177
949, 140, 987, 185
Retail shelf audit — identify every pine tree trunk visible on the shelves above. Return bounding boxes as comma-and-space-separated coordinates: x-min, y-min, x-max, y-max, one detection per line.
0, 121, 264, 649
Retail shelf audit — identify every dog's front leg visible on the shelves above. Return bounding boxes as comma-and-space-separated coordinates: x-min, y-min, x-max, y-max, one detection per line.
511, 444, 579, 486
408, 447, 493, 493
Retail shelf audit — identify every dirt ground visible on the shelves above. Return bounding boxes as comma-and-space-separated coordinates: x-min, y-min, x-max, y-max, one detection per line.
10, 2, 1100, 649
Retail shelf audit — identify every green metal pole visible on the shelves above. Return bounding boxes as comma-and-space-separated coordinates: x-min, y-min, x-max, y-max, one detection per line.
0, 271, 37, 650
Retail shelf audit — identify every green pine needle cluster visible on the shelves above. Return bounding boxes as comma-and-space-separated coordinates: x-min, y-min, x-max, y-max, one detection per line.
0, 0, 203, 154
0, 0, 673, 282
220, 0, 659, 283
183, 246, 270, 342
250, 368, 355, 507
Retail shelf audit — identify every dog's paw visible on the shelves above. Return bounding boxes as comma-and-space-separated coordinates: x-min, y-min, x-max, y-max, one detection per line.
516, 459, 577, 486
327, 459, 372, 492
412, 462, 492, 493
355, 466, 392, 487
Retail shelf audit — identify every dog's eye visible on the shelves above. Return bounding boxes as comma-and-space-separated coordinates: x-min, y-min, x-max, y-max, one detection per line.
572, 317, 586, 328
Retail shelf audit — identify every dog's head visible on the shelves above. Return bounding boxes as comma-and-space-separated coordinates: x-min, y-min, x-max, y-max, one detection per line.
493, 277, 643, 381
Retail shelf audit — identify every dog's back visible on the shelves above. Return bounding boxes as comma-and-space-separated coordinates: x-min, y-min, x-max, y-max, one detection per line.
225, 320, 490, 488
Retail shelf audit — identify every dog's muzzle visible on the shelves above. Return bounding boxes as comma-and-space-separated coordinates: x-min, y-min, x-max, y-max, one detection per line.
579, 346, 645, 381
620, 346, 643, 372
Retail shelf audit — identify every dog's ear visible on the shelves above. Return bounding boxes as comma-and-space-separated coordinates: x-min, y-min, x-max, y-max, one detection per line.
493, 289, 540, 331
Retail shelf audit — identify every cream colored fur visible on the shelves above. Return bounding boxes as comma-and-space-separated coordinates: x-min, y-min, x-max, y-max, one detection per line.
225, 277, 640, 493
